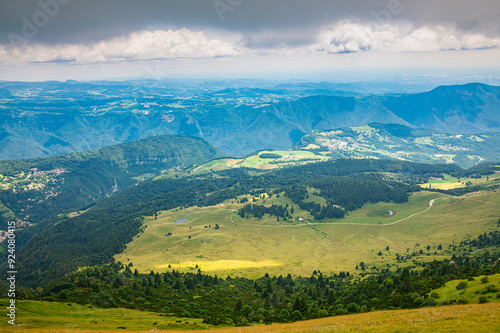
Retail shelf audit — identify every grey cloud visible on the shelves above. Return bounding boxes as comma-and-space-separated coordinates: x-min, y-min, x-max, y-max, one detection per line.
1, 0, 499, 47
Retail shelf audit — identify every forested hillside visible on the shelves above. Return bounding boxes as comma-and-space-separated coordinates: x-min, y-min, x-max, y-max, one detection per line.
0, 135, 226, 244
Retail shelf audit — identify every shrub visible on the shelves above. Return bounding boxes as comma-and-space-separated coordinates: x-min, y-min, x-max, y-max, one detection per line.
486, 285, 499, 293
456, 281, 468, 290
413, 296, 425, 306
335, 308, 348, 315
290, 310, 302, 321
479, 296, 488, 304
317, 309, 329, 318
481, 276, 489, 284
279, 309, 290, 321
347, 303, 360, 313
457, 298, 468, 304
240, 305, 253, 318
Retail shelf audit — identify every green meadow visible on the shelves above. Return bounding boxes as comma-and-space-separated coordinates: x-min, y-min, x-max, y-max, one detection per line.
115, 189, 500, 279
0, 299, 209, 332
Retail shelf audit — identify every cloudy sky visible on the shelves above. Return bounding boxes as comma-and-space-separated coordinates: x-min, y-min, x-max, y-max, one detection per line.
1, 0, 499, 81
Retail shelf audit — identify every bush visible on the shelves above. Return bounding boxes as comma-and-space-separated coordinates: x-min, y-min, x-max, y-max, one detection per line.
317, 309, 328, 318
413, 296, 425, 306
486, 285, 499, 293
481, 276, 489, 284
457, 298, 468, 304
335, 308, 348, 316
347, 303, 360, 313
240, 305, 253, 318
430, 292, 440, 299
456, 281, 468, 290
479, 296, 488, 304
290, 310, 302, 321
279, 309, 290, 321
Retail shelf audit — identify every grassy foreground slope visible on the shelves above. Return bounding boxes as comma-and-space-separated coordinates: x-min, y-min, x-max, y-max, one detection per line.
116, 189, 500, 278
1, 300, 498, 332
429, 274, 500, 305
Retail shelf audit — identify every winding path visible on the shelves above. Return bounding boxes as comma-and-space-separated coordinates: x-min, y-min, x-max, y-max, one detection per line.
229, 198, 438, 229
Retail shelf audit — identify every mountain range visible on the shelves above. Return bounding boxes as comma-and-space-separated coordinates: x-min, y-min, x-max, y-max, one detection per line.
0, 81, 499, 159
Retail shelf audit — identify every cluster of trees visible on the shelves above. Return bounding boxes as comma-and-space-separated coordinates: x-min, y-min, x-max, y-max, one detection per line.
297, 201, 345, 219
238, 203, 292, 219
313, 177, 413, 211
282, 185, 346, 220
460, 231, 500, 248
259, 153, 282, 159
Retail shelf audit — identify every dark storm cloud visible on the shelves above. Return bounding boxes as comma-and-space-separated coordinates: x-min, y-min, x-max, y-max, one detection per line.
1, 0, 499, 46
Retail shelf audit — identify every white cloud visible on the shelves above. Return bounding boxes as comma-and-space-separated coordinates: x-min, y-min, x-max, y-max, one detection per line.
314, 21, 500, 54
1, 22, 499, 68
0, 28, 240, 64
316, 22, 397, 53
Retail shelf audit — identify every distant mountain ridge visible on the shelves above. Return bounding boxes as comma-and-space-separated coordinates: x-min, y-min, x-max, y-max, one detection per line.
0, 81, 498, 158
381, 83, 500, 134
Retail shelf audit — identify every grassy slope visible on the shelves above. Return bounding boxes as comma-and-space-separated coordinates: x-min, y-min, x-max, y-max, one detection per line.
115, 189, 500, 279
1, 300, 498, 332
429, 274, 500, 304
0, 299, 208, 332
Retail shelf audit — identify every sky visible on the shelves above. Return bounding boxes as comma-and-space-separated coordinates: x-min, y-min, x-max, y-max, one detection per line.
0, 0, 499, 81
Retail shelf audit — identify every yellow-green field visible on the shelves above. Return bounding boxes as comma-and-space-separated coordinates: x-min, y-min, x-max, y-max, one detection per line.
115, 189, 500, 279
429, 274, 500, 305
192, 158, 244, 173
2, 300, 499, 333
180, 150, 330, 175
420, 173, 500, 190
240, 150, 328, 169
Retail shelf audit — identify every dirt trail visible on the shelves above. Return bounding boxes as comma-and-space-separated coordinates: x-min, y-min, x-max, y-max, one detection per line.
229, 199, 438, 228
